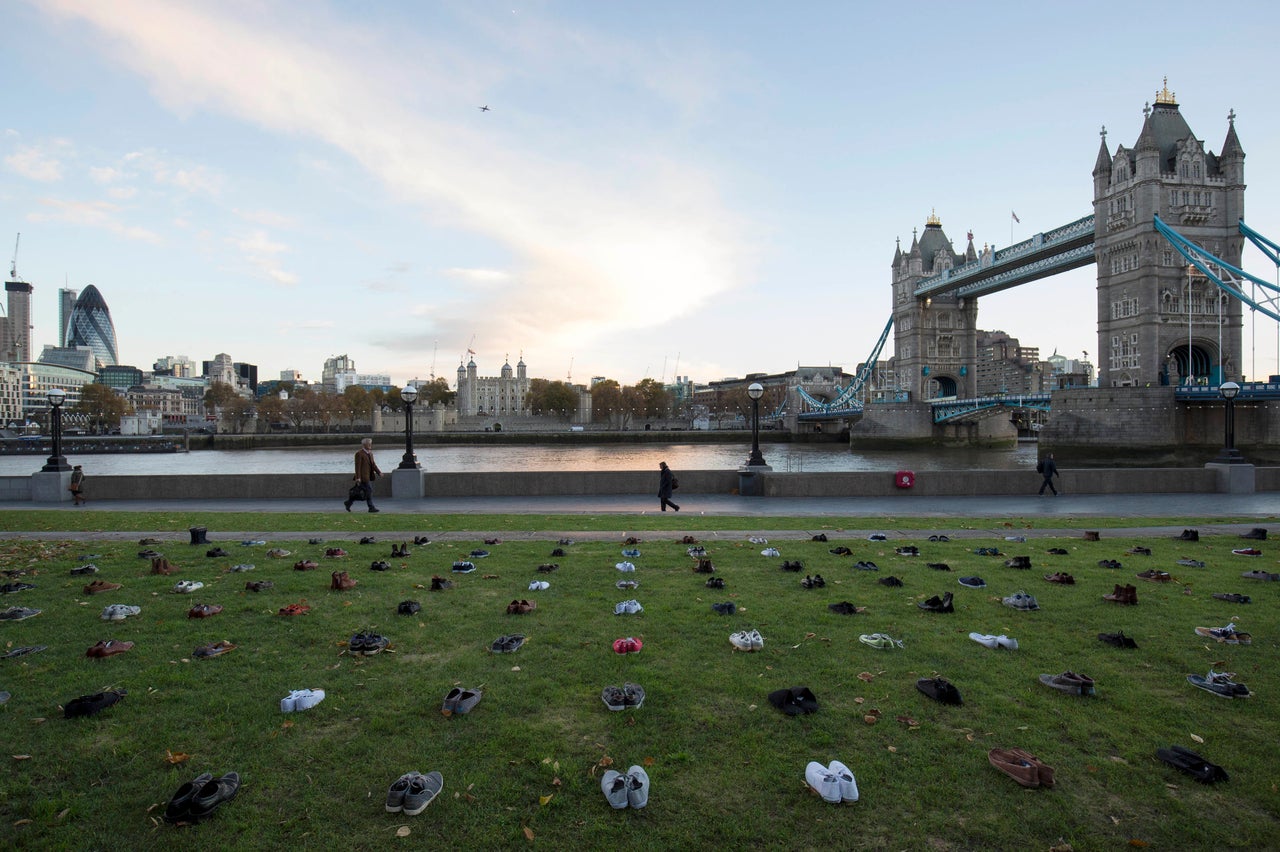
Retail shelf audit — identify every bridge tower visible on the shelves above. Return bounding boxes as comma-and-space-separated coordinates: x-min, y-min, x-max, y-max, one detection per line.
1093, 82, 1245, 386
890, 213, 979, 400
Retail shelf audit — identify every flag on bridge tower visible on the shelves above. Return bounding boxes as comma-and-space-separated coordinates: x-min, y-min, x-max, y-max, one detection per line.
1011, 211, 1021, 224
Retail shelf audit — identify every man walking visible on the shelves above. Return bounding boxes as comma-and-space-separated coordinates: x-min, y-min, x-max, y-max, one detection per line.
345, 438, 382, 513
658, 461, 680, 512
1038, 452, 1059, 496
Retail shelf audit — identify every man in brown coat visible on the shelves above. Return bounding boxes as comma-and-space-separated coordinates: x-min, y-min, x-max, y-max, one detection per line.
345, 437, 382, 513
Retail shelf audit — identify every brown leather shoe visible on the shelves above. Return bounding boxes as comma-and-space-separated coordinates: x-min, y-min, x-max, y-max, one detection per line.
83, 580, 122, 595
151, 557, 178, 575
988, 748, 1040, 787
294, 560, 319, 571
330, 571, 357, 591
187, 604, 223, 618
1043, 572, 1075, 584
86, 639, 134, 658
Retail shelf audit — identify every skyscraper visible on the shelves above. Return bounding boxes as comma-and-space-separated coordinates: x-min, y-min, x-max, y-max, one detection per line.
59, 287, 78, 347
3, 280, 33, 363
65, 284, 118, 370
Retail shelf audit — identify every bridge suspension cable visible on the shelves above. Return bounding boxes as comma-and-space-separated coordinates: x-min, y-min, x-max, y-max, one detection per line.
795, 315, 894, 414
1153, 215, 1280, 322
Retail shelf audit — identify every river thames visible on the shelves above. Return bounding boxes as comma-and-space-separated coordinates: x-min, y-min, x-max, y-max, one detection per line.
0, 441, 1039, 476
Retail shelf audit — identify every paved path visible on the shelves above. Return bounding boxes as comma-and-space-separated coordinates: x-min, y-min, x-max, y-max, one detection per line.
1, 492, 1274, 541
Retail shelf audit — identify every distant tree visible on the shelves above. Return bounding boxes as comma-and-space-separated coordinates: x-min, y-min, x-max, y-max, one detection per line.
417, 377, 455, 406
75, 383, 132, 432
255, 393, 286, 430
343, 386, 371, 429
590, 379, 623, 426
203, 381, 238, 413
634, 378, 674, 419
222, 396, 255, 434
284, 387, 315, 431
541, 381, 579, 420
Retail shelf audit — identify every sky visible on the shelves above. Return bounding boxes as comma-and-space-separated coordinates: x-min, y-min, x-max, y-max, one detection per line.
4, 0, 1280, 388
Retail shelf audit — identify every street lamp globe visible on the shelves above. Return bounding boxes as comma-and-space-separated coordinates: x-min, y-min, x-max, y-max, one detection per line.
1219, 381, 1240, 401
745, 382, 767, 468
1215, 381, 1244, 463
747, 382, 764, 401
398, 385, 420, 470
401, 386, 419, 405
47, 388, 67, 407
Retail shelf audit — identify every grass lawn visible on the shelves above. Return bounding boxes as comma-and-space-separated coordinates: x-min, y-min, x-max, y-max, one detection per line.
1, 517, 1278, 850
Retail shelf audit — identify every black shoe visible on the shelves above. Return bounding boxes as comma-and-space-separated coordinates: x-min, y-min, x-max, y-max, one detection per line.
370, 561, 391, 571
827, 601, 859, 615
64, 689, 126, 718
1177, 529, 1200, 541
711, 601, 736, 615
368, 507, 380, 513
188, 771, 241, 819
1241, 528, 1267, 540
398, 600, 421, 615
163, 772, 214, 824
1156, 745, 1228, 784
344, 501, 352, 512
1047, 548, 1069, 555
1097, 631, 1138, 649
878, 575, 904, 587
811, 533, 828, 542
916, 676, 962, 705
705, 577, 725, 589
927, 562, 951, 571
360, 536, 376, 545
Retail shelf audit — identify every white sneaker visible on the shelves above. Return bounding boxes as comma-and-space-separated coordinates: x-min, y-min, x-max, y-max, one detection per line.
174, 581, 204, 594
996, 635, 1019, 650
280, 690, 300, 712
748, 629, 765, 650
100, 604, 140, 621
614, 562, 636, 573
290, 688, 325, 711
805, 761, 842, 803
969, 632, 1001, 649
761, 547, 780, 557
614, 600, 643, 615
748, 536, 768, 545
527, 581, 550, 591
729, 631, 754, 651
601, 769, 629, 808
625, 765, 649, 809
828, 760, 859, 802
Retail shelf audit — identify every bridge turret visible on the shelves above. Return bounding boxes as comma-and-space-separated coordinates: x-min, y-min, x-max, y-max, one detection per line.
1092, 126, 1112, 199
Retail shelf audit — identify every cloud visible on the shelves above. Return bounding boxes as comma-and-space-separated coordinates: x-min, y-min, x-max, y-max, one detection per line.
28, 197, 161, 243
230, 229, 297, 286
235, 208, 297, 229
5, 143, 67, 181
278, 318, 335, 332
36, 0, 749, 360
442, 267, 512, 284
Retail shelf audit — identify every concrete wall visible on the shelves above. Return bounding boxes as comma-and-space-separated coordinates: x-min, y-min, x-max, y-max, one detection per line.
7, 466, 1274, 502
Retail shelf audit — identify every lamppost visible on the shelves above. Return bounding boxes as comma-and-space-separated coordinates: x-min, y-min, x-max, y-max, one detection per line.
746, 382, 767, 467
1216, 381, 1244, 463
42, 388, 71, 472
398, 385, 420, 469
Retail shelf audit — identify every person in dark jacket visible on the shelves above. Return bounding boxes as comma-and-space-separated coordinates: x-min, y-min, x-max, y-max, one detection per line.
345, 438, 382, 513
658, 461, 680, 512
1038, 453, 1059, 496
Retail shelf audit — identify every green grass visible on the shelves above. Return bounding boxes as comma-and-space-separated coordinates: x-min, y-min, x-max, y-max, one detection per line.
1, 528, 1278, 850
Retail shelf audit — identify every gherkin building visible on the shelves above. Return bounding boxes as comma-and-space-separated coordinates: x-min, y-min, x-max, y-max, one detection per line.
65, 285, 118, 369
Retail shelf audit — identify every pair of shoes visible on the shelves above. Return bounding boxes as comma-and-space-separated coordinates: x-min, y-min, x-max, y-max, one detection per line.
928, 534, 951, 543
1097, 631, 1138, 648
163, 771, 241, 823
99, 604, 139, 621
730, 629, 764, 651
747, 536, 768, 545
528, 580, 550, 591
228, 563, 254, 573
84, 579, 122, 595
973, 547, 1003, 556
294, 560, 319, 571
830, 546, 853, 556
193, 640, 236, 659
1136, 569, 1172, 582
1241, 569, 1280, 581
206, 548, 230, 558
969, 633, 1018, 650
278, 602, 310, 616
1, 645, 47, 659
780, 560, 803, 572
150, 557, 178, 575
1177, 529, 1200, 541
616, 579, 638, 590
867, 534, 887, 542
1038, 671, 1095, 696
390, 544, 409, 558
1005, 556, 1032, 569
1103, 583, 1138, 604
325, 548, 348, 558
621, 547, 641, 558
469, 549, 490, 559
1212, 592, 1250, 603
491, 634, 525, 653
1046, 547, 1069, 555
188, 603, 223, 619
267, 548, 292, 558
1194, 623, 1252, 644
687, 545, 707, 557
958, 576, 986, 589
805, 760, 859, 803
173, 580, 204, 594
878, 575, 903, 587
138, 549, 161, 559
1240, 527, 1268, 540
429, 576, 453, 591
693, 559, 715, 574
413, 536, 431, 546
811, 533, 829, 542
506, 599, 536, 615
682, 535, 700, 545
330, 571, 357, 591
549, 547, 566, 558
64, 688, 127, 717
895, 545, 919, 556
858, 633, 902, 649
349, 632, 389, 655
1177, 558, 1206, 568
768, 685, 818, 715
70, 563, 99, 575
612, 636, 643, 654
239, 540, 266, 547
537, 563, 559, 573
85, 639, 134, 658
615, 561, 636, 573
624, 536, 641, 546
1187, 669, 1251, 698
386, 770, 444, 815
359, 536, 376, 545
918, 592, 954, 613
614, 599, 643, 615
398, 600, 421, 615
711, 601, 736, 615
705, 577, 724, 589
1002, 591, 1039, 610
800, 574, 826, 589
369, 560, 391, 571
916, 676, 962, 705
760, 547, 780, 557
441, 687, 482, 716
1128, 545, 1152, 556
1005, 535, 1027, 543
601, 682, 645, 711
1156, 744, 1228, 783
988, 748, 1055, 788
1043, 572, 1075, 584
0, 582, 36, 594
927, 562, 951, 571
829, 601, 865, 615
601, 765, 650, 809
1233, 548, 1263, 557
281, 689, 325, 711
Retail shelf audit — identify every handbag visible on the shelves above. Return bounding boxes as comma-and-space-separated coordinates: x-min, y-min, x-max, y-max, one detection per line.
347, 483, 365, 502
671, 477, 679, 490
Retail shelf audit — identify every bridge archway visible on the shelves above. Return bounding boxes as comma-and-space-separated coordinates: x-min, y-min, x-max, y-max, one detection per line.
1164, 343, 1215, 385
927, 375, 958, 398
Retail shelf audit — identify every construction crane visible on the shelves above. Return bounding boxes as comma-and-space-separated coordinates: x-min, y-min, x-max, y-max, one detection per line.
566, 356, 573, 383
8, 232, 20, 281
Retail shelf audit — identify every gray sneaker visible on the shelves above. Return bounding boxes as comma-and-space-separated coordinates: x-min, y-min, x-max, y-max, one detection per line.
601, 769, 629, 808
625, 765, 650, 809
0, 606, 41, 621
385, 772, 415, 813
401, 771, 443, 816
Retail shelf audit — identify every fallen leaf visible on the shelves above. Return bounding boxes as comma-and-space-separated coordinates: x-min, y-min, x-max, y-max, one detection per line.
747, 704, 757, 711
523, 826, 535, 841
1109, 756, 1128, 764
1190, 733, 1204, 743
643, 756, 655, 766
857, 672, 874, 682
553, 761, 559, 772
1129, 841, 1149, 848
542, 757, 552, 764
1111, 816, 1121, 825
539, 794, 553, 806
13, 819, 32, 826
165, 750, 191, 764
552, 777, 561, 786
281, 720, 294, 729
395, 825, 411, 837
12, 754, 31, 760
965, 733, 974, 742
864, 715, 878, 725
599, 756, 613, 767
854, 697, 865, 704
887, 746, 898, 753
511, 666, 521, 671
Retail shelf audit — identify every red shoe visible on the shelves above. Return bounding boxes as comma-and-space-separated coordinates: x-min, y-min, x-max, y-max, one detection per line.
279, 602, 311, 616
